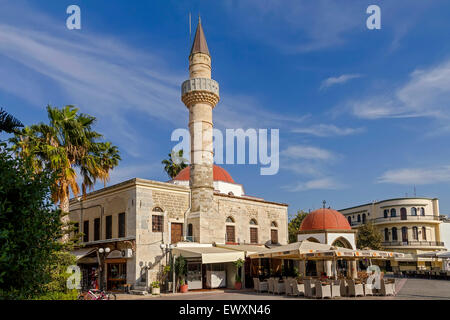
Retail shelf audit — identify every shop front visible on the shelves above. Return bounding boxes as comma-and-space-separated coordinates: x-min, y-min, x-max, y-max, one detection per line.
105, 259, 127, 291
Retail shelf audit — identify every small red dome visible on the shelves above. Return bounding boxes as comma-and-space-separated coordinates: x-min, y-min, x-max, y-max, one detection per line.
300, 208, 351, 231
173, 165, 235, 184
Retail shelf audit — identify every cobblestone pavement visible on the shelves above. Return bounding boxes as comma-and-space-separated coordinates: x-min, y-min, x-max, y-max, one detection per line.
116, 278, 450, 300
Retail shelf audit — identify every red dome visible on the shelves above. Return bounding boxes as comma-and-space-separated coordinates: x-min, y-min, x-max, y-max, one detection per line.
173, 165, 235, 184
300, 208, 351, 231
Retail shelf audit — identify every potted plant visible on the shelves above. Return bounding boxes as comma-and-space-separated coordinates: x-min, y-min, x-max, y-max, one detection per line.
233, 258, 245, 290
162, 265, 172, 292
151, 281, 160, 295
175, 255, 188, 293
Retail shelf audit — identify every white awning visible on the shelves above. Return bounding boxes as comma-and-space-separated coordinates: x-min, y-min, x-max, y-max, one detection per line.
71, 248, 96, 260
215, 244, 268, 256
173, 246, 245, 264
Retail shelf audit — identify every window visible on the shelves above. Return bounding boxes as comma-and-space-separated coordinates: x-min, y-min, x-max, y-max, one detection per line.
271, 221, 278, 228
412, 226, 419, 240
420, 208, 425, 216
383, 209, 389, 218
357, 215, 361, 222
152, 215, 163, 232
347, 216, 352, 225
384, 228, 389, 241
390, 208, 397, 217
362, 213, 366, 224
226, 225, 235, 243
94, 218, 100, 241
250, 219, 258, 225
153, 207, 163, 212
83, 220, 89, 242
118, 213, 125, 238
392, 227, 398, 241
401, 227, 408, 242
411, 207, 417, 216
422, 227, 427, 240
106, 215, 112, 239
188, 224, 193, 237
226, 216, 234, 223
250, 227, 258, 244
271, 229, 278, 244
400, 208, 407, 220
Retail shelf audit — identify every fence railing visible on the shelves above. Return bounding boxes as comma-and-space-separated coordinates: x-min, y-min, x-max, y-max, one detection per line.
382, 241, 444, 247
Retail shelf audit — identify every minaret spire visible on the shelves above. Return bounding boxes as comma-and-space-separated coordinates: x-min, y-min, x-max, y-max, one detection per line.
190, 16, 210, 57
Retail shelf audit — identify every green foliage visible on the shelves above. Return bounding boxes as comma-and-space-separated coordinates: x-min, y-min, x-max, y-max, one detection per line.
233, 258, 244, 283
0, 147, 66, 299
356, 221, 383, 250
288, 210, 308, 243
151, 281, 160, 288
33, 290, 78, 300
0, 108, 23, 134
162, 149, 188, 179
174, 255, 187, 286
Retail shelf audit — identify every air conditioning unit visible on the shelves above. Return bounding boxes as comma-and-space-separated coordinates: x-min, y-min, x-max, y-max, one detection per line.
121, 249, 133, 258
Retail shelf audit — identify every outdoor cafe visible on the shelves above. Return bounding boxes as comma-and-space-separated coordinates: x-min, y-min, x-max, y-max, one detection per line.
248, 240, 404, 298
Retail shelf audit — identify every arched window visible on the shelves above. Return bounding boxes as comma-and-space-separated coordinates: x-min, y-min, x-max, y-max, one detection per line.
153, 207, 163, 212
383, 209, 389, 218
347, 216, 352, 225
357, 214, 361, 222
250, 219, 258, 225
390, 208, 397, 217
384, 228, 389, 241
271, 221, 278, 228
412, 226, 419, 240
362, 213, 366, 224
411, 207, 417, 216
226, 216, 235, 223
392, 227, 398, 241
401, 227, 408, 242
422, 227, 427, 240
401, 208, 407, 220
420, 208, 425, 216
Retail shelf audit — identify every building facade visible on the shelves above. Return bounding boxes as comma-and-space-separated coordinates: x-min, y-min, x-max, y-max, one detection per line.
339, 198, 446, 271
69, 19, 288, 293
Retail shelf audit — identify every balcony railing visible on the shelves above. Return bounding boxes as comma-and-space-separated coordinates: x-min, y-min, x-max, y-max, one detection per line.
382, 241, 444, 247
350, 215, 440, 226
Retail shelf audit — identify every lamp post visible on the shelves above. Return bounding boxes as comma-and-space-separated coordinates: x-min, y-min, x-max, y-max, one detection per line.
97, 247, 111, 290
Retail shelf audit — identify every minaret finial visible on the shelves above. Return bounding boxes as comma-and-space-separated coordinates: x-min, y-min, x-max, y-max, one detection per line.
322, 200, 326, 209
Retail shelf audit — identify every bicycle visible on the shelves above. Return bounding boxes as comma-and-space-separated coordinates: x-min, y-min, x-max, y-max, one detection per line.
78, 289, 116, 300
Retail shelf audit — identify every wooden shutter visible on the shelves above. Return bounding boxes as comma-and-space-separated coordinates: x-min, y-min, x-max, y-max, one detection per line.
250, 227, 258, 244
226, 225, 235, 243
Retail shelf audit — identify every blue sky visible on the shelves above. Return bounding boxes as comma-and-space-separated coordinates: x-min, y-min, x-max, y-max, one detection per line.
1, 0, 450, 218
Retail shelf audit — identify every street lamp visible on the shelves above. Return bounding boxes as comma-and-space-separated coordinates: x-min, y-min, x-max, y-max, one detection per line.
97, 247, 110, 290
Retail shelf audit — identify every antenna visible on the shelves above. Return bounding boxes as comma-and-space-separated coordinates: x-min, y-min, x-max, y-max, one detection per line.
414, 185, 416, 197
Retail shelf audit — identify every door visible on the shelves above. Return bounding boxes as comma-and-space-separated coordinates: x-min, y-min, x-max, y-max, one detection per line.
271, 229, 278, 244
250, 227, 258, 244
226, 225, 235, 243
401, 208, 407, 220
171, 223, 183, 244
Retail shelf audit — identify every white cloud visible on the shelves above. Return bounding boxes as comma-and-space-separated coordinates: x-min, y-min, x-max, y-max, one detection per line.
377, 165, 450, 185
283, 145, 334, 160
349, 59, 450, 120
320, 74, 362, 90
286, 177, 345, 192
292, 124, 364, 137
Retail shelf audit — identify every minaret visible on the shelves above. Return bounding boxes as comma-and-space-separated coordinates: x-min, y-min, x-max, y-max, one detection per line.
181, 18, 220, 243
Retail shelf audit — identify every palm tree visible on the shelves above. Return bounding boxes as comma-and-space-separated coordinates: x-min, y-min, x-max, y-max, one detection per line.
0, 108, 23, 133
10, 105, 121, 239
162, 149, 188, 179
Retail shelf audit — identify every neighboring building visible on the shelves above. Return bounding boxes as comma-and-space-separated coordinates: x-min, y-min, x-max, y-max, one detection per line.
440, 214, 450, 251
69, 19, 288, 293
339, 198, 446, 271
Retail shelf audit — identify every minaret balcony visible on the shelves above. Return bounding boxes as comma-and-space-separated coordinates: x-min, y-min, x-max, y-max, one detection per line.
181, 78, 219, 97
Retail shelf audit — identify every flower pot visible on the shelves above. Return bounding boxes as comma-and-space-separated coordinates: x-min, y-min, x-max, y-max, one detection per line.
180, 284, 189, 293
152, 287, 160, 295
234, 282, 242, 290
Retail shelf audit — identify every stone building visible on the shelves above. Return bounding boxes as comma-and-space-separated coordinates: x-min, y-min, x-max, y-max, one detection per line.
339, 197, 446, 271
69, 19, 288, 293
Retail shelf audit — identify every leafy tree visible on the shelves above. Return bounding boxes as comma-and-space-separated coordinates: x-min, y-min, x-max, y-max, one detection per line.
162, 149, 188, 179
288, 210, 308, 243
356, 221, 383, 250
0, 108, 23, 133
9, 105, 121, 240
0, 146, 69, 299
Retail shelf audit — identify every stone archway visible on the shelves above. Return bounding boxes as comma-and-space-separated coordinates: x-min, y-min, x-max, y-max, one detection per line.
332, 237, 353, 249
306, 237, 320, 243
